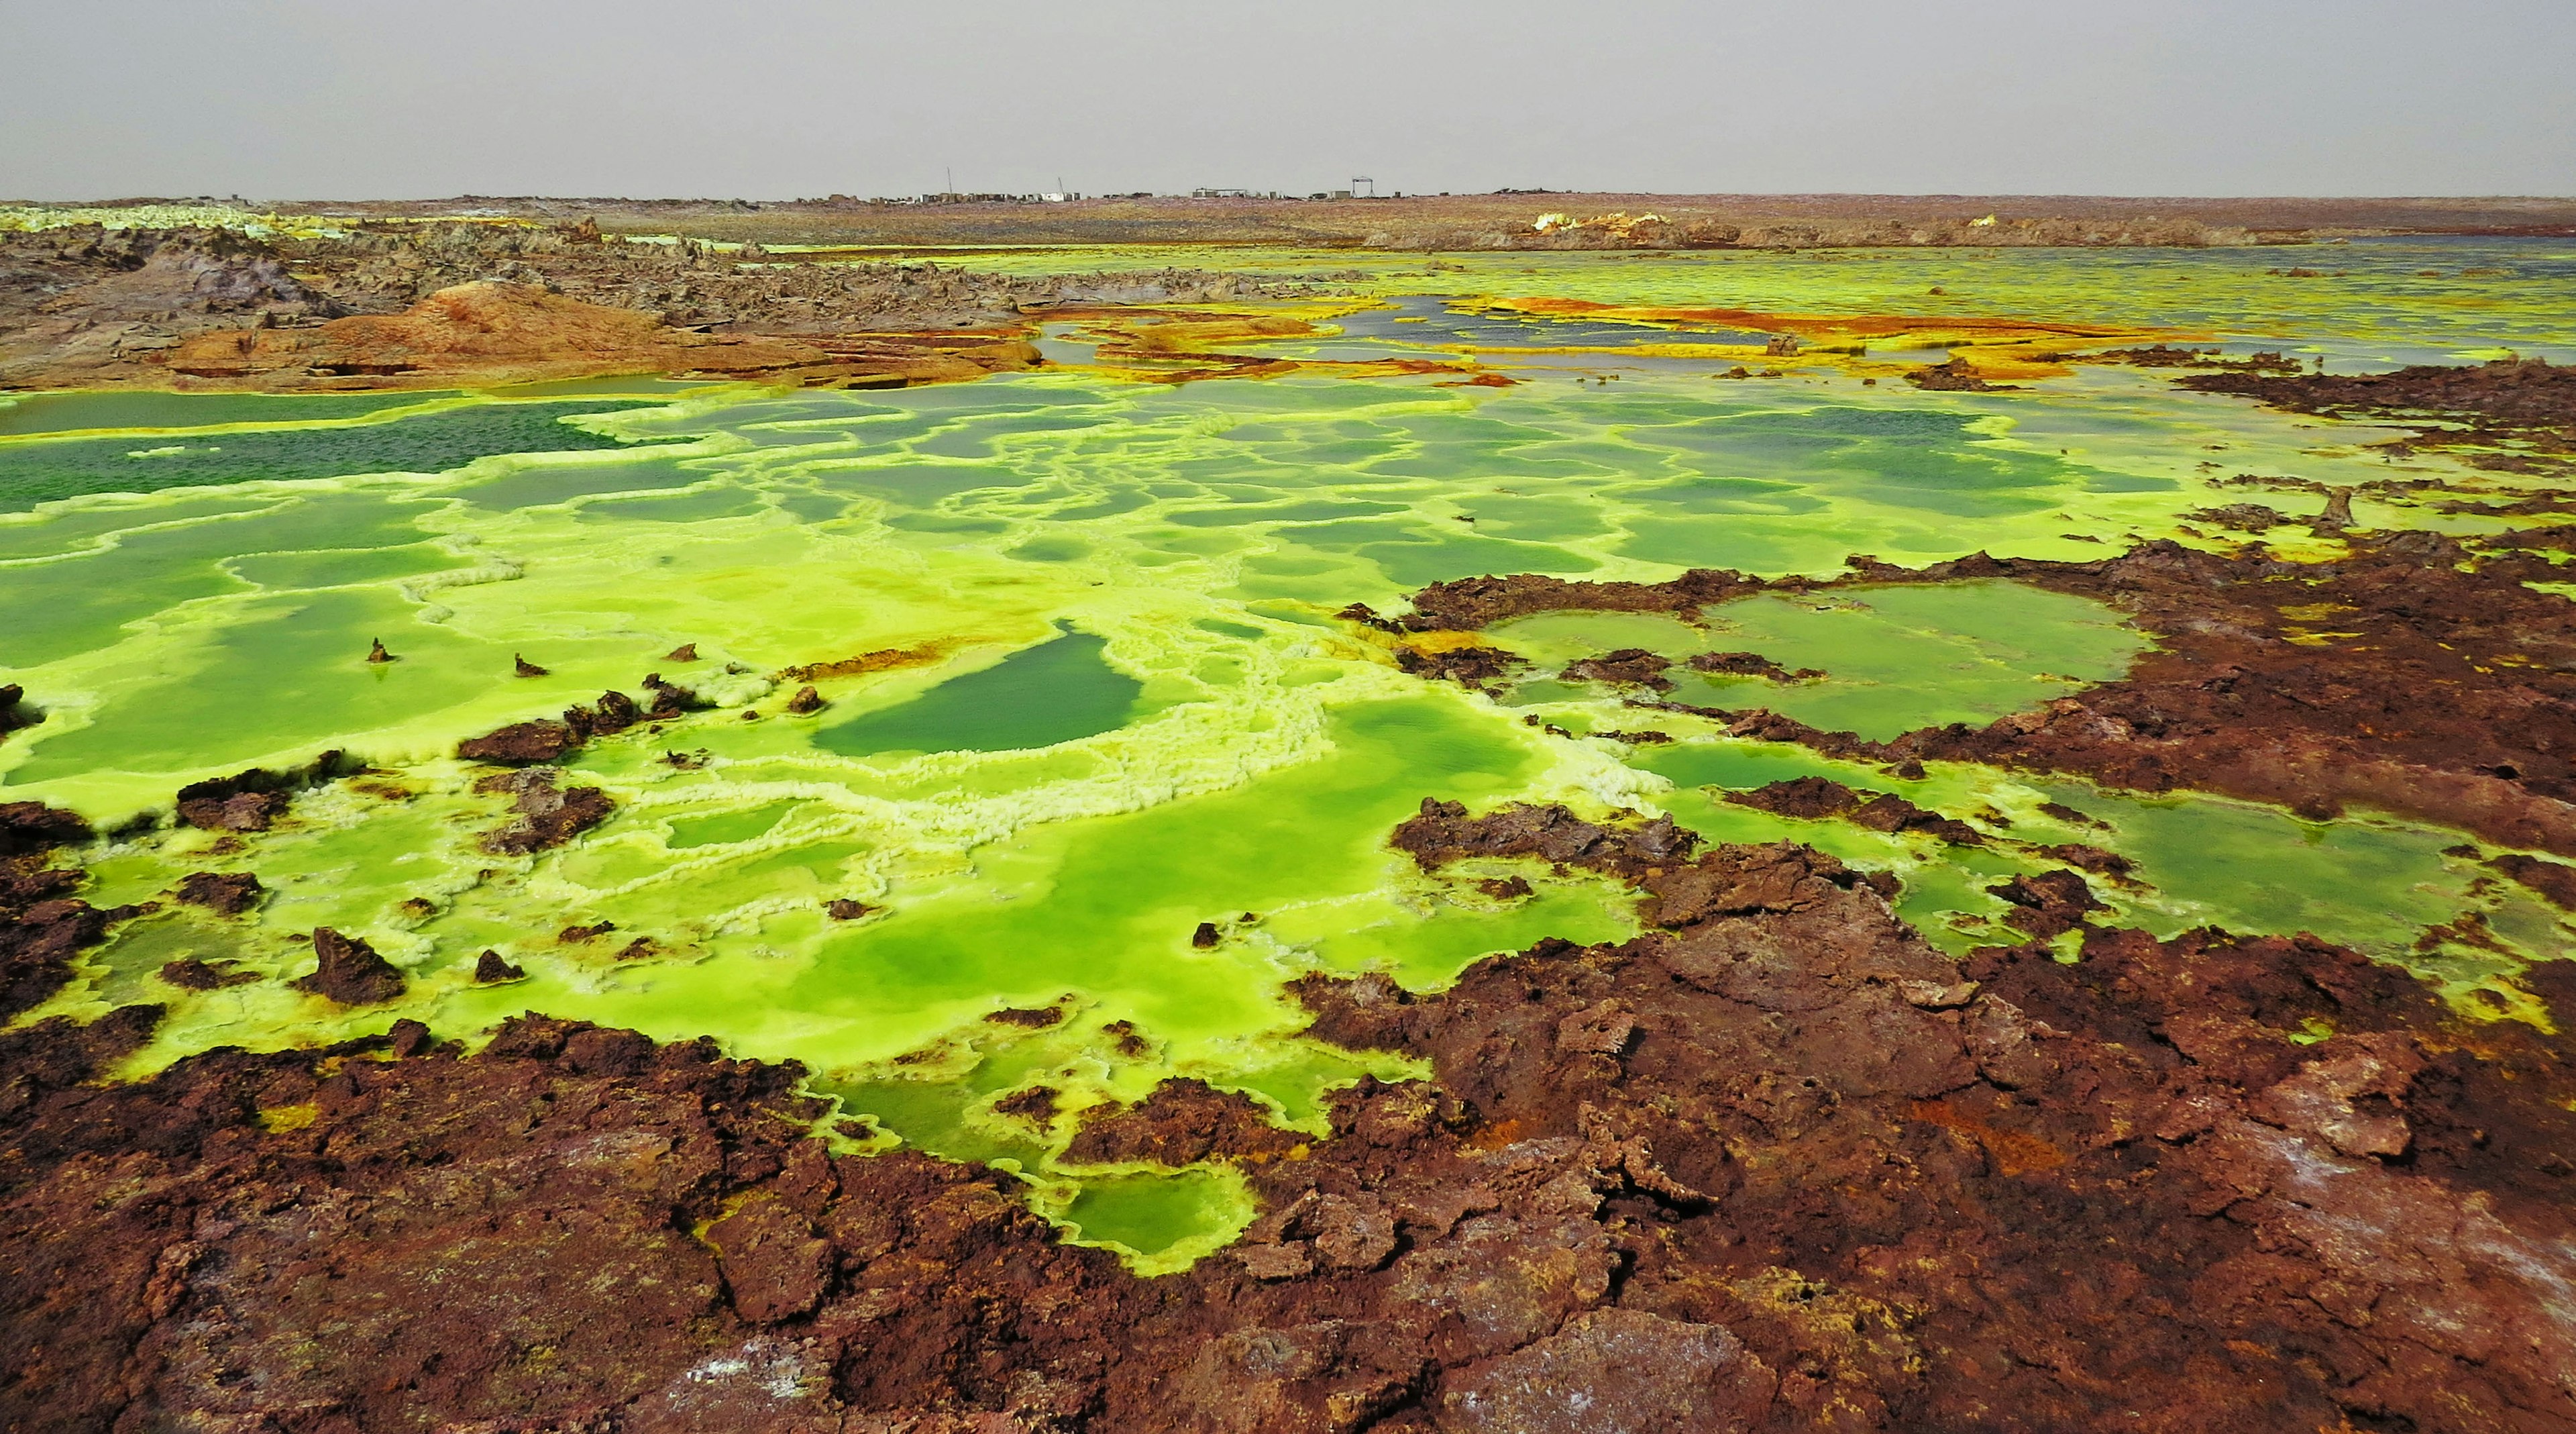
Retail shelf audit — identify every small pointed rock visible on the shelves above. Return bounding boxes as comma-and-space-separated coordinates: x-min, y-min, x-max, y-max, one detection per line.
665, 643, 698, 662
474, 949, 526, 982
515, 654, 549, 678
366, 638, 395, 664
294, 927, 406, 1005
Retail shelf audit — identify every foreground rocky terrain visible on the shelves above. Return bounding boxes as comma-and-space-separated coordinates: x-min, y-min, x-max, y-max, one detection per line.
4, 803, 2570, 1432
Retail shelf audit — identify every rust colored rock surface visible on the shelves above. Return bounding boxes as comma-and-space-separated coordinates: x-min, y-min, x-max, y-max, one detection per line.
1559, 647, 1675, 690
456, 719, 580, 764
6, 845, 2575, 1432
0, 684, 37, 741
1687, 650, 1825, 681
1451, 534, 2576, 857
2180, 356, 2576, 474
1392, 643, 1526, 692
172, 752, 348, 833
291, 927, 405, 1005
172, 871, 262, 916
472, 950, 527, 983
1063, 1078, 1309, 1167
1400, 568, 1761, 631
784, 684, 826, 715
0, 803, 106, 1020
157, 958, 258, 991
1723, 776, 1986, 845
474, 768, 614, 855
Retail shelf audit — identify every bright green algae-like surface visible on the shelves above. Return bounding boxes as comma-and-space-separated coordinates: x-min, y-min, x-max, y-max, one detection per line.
0, 397, 680, 509
7, 238, 2575, 1264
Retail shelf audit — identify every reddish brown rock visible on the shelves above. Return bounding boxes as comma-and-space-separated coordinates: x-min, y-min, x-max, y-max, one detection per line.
2491, 852, 2576, 910
472, 949, 527, 982
0, 803, 106, 1019
1063, 1078, 1308, 1167
456, 719, 580, 765
984, 1003, 1064, 1028
474, 768, 614, 855
564, 688, 644, 738
1723, 776, 1986, 845
291, 927, 405, 1005
157, 958, 258, 991
784, 684, 826, 715
0, 684, 37, 741
1687, 650, 1825, 681
1560, 647, 1676, 690
1441, 1308, 1777, 1433
172, 871, 262, 916
1393, 644, 1527, 692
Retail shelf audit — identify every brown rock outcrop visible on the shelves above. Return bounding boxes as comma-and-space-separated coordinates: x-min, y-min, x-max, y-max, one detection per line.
291, 927, 405, 1005
1723, 776, 1986, 845
6, 831, 2574, 1431
172, 872, 262, 916
0, 803, 108, 1020
474, 768, 614, 855
456, 719, 580, 765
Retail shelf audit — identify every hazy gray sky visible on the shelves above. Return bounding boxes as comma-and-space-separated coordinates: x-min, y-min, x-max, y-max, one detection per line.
5, 0, 2571, 200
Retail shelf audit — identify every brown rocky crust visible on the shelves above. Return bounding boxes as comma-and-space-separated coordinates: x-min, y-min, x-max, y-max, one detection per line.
664, 644, 698, 662
1397, 568, 1760, 631
513, 654, 550, 678
1062, 1078, 1309, 1167
2180, 356, 2576, 474
1986, 867, 2113, 938
1397, 534, 2576, 857
1558, 648, 1674, 691
290, 927, 406, 1005
1686, 650, 1825, 681
1391, 644, 1526, 693
825, 899, 877, 921
2091, 344, 2306, 372
1903, 356, 2017, 392
0, 684, 38, 741
456, 718, 580, 765
171, 751, 349, 833
785, 684, 827, 715
156, 957, 259, 991
2489, 853, 2576, 910
1723, 776, 1988, 846
472, 949, 527, 983
473, 768, 615, 856
983, 1003, 1066, 1029
9, 813, 2572, 1430
564, 688, 645, 739
640, 671, 705, 717
171, 871, 262, 916
0, 803, 109, 1020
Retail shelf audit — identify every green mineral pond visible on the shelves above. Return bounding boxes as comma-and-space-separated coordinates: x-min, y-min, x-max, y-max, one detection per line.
5, 238, 2572, 1266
